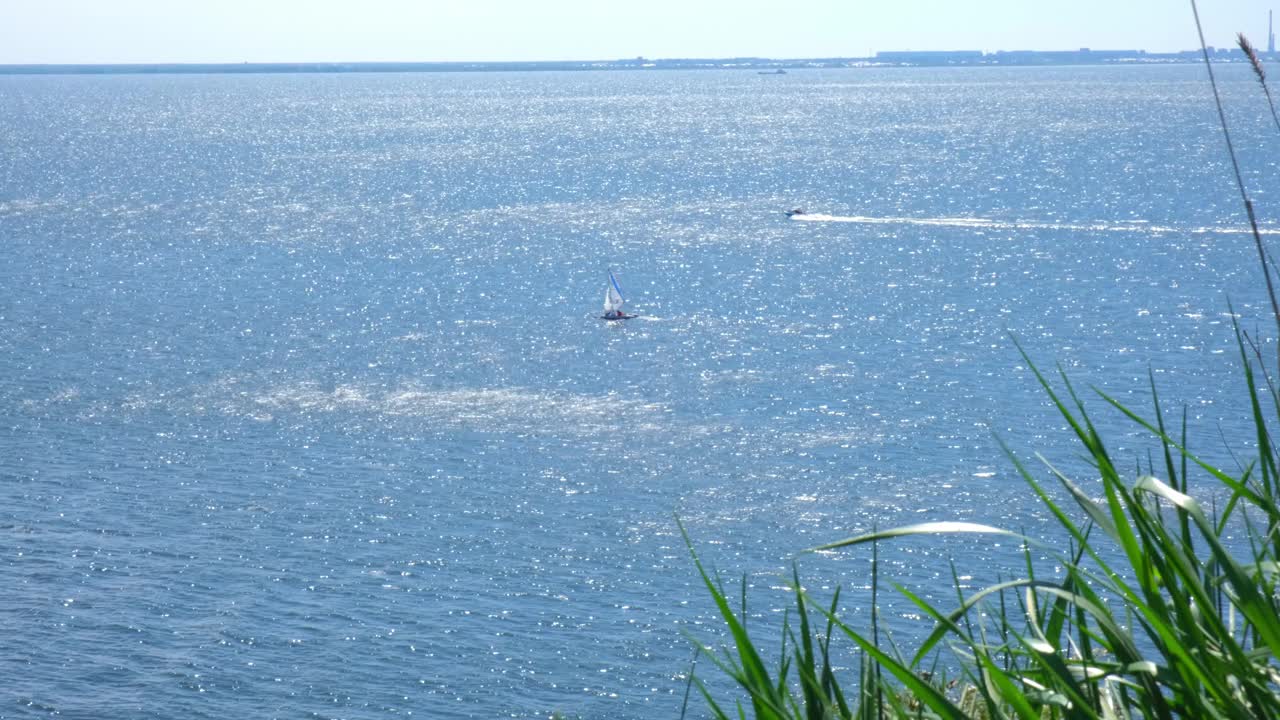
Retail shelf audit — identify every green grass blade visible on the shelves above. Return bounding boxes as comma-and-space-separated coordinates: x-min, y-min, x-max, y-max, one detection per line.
1133, 476, 1280, 657
820, 609, 970, 720
813, 522, 1029, 552
678, 517, 788, 718
974, 650, 1049, 720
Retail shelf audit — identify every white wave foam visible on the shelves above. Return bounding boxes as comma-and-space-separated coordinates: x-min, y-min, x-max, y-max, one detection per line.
789, 213, 1280, 236
0, 198, 68, 215
241, 381, 667, 435
19, 386, 82, 410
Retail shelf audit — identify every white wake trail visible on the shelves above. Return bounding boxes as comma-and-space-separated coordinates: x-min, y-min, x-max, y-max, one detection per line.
788, 213, 1280, 236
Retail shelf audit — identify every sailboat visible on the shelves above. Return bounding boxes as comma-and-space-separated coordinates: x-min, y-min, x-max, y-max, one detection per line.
601, 269, 636, 320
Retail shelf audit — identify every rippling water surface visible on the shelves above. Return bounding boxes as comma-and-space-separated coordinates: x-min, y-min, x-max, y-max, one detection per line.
2, 65, 1278, 718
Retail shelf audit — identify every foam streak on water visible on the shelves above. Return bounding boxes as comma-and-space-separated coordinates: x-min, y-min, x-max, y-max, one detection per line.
0, 65, 1276, 718
788, 212, 1280, 236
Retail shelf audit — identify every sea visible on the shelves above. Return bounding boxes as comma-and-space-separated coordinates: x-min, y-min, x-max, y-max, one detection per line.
2, 64, 1278, 719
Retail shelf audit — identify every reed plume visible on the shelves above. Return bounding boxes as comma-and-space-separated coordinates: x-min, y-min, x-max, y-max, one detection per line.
1237, 32, 1280, 133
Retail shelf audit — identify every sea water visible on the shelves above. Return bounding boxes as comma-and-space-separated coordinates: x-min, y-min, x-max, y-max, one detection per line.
1, 65, 1277, 718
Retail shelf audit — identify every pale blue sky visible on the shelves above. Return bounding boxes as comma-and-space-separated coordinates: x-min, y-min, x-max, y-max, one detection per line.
1, 1, 1275, 64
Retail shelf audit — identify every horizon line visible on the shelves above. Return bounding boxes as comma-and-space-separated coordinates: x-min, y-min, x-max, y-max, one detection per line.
0, 47, 1264, 75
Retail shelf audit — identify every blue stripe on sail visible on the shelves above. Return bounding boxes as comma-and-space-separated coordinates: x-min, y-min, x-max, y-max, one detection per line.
609, 270, 625, 300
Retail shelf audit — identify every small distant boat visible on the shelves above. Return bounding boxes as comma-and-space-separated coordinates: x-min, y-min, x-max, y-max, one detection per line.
758, 69, 788, 75
601, 269, 636, 320
785, 208, 806, 218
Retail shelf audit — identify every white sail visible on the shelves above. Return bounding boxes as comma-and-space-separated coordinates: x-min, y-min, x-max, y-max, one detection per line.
603, 270, 625, 314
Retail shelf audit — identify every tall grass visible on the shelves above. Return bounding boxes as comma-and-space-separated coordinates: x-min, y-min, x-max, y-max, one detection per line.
681, 3, 1280, 717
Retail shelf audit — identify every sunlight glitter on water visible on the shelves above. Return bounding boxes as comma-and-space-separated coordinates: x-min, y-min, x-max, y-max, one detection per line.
2, 64, 1275, 719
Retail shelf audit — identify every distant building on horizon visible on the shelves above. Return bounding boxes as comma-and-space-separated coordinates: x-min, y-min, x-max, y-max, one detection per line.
873, 48, 1151, 66
1270, 10, 1275, 54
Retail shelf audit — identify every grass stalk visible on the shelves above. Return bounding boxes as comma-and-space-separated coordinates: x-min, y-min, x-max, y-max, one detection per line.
1190, 0, 1280, 360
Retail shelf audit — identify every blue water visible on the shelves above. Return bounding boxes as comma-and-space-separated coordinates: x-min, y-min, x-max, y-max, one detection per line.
2, 65, 1278, 718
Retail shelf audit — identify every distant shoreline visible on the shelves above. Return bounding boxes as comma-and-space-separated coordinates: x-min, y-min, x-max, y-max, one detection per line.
0, 49, 1267, 76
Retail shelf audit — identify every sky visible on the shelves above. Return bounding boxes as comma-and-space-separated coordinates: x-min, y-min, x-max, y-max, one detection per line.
0, 1, 1276, 65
